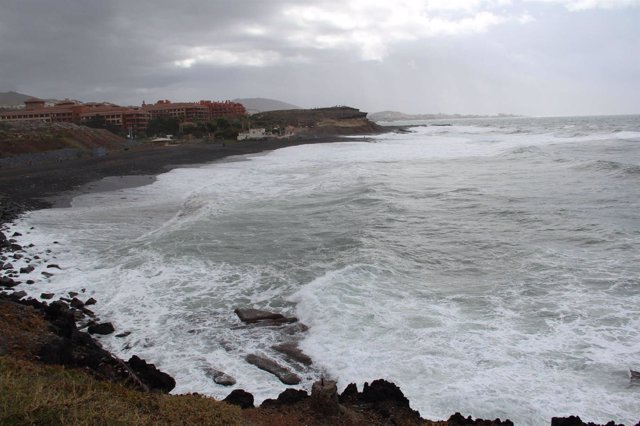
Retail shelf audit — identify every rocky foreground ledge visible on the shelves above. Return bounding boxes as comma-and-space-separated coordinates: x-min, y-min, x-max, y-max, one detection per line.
0, 226, 635, 425
0, 290, 634, 425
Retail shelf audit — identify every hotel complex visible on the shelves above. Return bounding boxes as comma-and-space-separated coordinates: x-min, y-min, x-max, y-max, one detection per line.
0, 98, 247, 132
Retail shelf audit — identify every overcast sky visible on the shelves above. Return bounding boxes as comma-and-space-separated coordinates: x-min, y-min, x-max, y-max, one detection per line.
1, 0, 639, 116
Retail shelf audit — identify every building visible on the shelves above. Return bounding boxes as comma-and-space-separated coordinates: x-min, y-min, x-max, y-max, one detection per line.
237, 128, 267, 140
0, 97, 246, 132
143, 100, 246, 121
0, 98, 149, 133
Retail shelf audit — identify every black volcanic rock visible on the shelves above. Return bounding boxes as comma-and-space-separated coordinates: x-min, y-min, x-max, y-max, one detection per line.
234, 307, 297, 325
223, 389, 254, 409
551, 416, 624, 426
88, 322, 115, 335
261, 388, 309, 408
362, 379, 410, 407
245, 354, 301, 385
0, 277, 18, 288
448, 412, 515, 425
126, 355, 176, 393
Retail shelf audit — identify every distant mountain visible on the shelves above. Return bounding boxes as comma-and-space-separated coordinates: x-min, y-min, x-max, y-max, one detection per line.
233, 98, 301, 114
0, 91, 33, 107
0, 91, 62, 109
368, 110, 519, 122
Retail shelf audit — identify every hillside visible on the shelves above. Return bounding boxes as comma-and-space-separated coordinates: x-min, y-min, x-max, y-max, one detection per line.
234, 98, 301, 114
0, 91, 32, 108
0, 121, 126, 166
250, 106, 383, 136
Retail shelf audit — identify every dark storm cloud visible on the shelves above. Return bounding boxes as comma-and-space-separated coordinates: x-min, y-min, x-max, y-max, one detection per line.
1, 0, 639, 115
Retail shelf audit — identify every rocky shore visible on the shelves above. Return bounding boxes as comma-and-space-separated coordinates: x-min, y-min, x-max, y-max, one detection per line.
0, 138, 636, 425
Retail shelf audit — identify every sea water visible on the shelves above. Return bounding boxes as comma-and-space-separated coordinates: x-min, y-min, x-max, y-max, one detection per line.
8, 115, 640, 424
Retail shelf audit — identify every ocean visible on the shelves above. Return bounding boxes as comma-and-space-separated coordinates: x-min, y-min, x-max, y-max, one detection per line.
9, 115, 640, 424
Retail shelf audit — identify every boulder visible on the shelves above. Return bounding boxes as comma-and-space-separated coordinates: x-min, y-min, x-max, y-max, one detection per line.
0, 277, 18, 288
88, 322, 115, 335
223, 389, 254, 409
41, 292, 55, 300
12, 290, 27, 299
245, 354, 301, 385
339, 383, 359, 404
550, 416, 622, 426
85, 297, 97, 306
234, 307, 297, 325
70, 297, 85, 309
19, 265, 34, 274
362, 379, 410, 407
273, 342, 313, 366
261, 388, 309, 408
204, 367, 236, 386
126, 355, 176, 393
311, 379, 341, 416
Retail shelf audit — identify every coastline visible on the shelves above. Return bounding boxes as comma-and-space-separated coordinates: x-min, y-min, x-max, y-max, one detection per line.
0, 133, 632, 425
0, 135, 375, 221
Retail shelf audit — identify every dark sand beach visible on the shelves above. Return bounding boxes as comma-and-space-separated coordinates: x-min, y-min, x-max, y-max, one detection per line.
0, 136, 368, 221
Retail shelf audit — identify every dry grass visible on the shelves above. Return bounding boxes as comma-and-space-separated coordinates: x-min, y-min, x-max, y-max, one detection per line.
0, 357, 242, 425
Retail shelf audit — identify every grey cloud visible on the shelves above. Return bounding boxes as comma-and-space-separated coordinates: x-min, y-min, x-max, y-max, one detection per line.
0, 0, 638, 115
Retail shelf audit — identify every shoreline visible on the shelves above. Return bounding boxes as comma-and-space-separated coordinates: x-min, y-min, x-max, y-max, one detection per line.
0, 134, 377, 221
0, 131, 631, 425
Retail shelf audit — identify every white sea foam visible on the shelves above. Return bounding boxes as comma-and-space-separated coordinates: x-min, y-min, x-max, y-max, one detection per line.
6, 116, 640, 424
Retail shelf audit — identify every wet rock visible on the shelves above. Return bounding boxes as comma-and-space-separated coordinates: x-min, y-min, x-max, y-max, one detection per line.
19, 265, 35, 274
85, 297, 97, 306
339, 383, 359, 404
81, 307, 95, 317
447, 412, 515, 426
3, 263, 13, 270
311, 379, 341, 416
261, 388, 309, 408
234, 307, 297, 325
48, 264, 61, 269
70, 297, 84, 309
26, 280, 35, 285
223, 389, 254, 409
362, 379, 410, 407
126, 355, 176, 393
41, 271, 54, 278
10, 244, 22, 251
68, 291, 78, 298
11, 232, 22, 237
13, 253, 23, 260
88, 322, 115, 335
273, 342, 313, 366
41, 292, 55, 300
45, 301, 77, 338
0, 277, 18, 288
550, 416, 622, 426
115, 331, 131, 338
12, 290, 27, 299
245, 354, 301, 385
204, 367, 236, 386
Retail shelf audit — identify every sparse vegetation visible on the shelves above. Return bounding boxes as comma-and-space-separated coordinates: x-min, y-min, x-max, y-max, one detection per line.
0, 356, 242, 425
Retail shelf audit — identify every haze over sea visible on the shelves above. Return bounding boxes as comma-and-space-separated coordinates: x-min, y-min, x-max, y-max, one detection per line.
11, 115, 640, 425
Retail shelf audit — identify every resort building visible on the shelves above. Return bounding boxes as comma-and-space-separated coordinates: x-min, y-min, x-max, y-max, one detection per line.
143, 99, 246, 121
0, 97, 247, 133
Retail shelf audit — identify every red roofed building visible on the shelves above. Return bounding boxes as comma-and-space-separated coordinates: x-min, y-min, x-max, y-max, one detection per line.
143, 100, 246, 121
